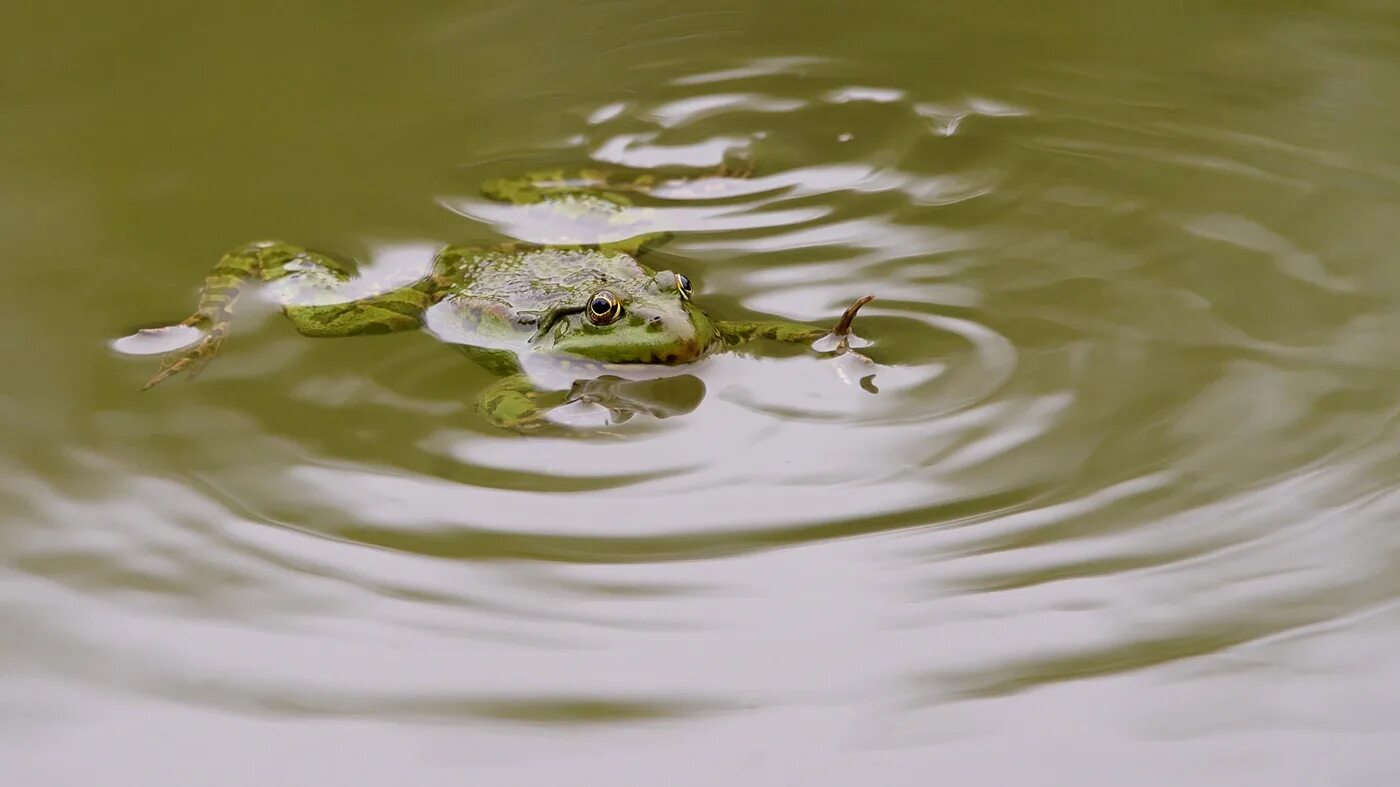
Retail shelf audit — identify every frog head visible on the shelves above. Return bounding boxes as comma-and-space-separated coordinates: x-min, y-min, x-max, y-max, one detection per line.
543, 269, 719, 364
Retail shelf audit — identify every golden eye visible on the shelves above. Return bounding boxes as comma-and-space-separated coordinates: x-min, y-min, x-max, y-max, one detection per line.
675, 273, 693, 300
586, 290, 623, 325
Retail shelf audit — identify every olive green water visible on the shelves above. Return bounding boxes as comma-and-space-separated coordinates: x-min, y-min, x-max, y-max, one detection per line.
5, 1, 1400, 784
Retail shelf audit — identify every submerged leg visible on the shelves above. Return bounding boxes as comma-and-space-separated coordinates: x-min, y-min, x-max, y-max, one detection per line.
598, 155, 755, 255
598, 231, 673, 258
480, 168, 661, 205
452, 345, 556, 432
480, 161, 756, 257
716, 295, 874, 352
473, 373, 561, 432
481, 160, 756, 205
142, 240, 431, 389
480, 169, 669, 256
473, 373, 706, 432
458, 348, 702, 432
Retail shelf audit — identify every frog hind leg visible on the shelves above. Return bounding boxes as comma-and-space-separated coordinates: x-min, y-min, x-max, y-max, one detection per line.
482, 160, 755, 204
142, 241, 297, 388
142, 240, 431, 389
597, 231, 674, 258
480, 163, 759, 258
479, 168, 655, 206
607, 155, 758, 255
280, 286, 433, 338
480, 169, 660, 252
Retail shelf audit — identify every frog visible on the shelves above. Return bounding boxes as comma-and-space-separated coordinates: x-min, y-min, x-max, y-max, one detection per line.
134, 164, 874, 431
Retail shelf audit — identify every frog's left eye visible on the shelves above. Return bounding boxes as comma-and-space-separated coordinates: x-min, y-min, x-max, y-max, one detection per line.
586, 290, 623, 325
675, 273, 693, 300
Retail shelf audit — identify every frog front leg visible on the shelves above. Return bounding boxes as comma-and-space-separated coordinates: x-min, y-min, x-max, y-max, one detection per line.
716, 295, 874, 352
142, 240, 432, 389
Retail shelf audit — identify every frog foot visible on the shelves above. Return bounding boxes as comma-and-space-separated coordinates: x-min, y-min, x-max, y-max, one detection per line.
141, 319, 225, 390
824, 295, 875, 354
715, 153, 756, 179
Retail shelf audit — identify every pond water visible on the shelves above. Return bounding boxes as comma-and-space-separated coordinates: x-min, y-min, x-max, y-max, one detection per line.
4, 1, 1400, 784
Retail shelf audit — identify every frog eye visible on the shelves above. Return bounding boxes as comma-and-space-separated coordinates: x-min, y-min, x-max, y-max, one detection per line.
586, 290, 623, 325
675, 273, 693, 300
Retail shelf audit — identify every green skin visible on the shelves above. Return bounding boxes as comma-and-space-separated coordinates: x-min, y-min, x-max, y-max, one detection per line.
141, 166, 873, 431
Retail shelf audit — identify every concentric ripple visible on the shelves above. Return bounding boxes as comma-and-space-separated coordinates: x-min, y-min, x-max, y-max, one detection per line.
7, 1, 1400, 781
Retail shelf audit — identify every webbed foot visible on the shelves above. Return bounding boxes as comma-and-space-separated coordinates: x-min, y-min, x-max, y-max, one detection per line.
715, 150, 756, 179
815, 295, 875, 354
820, 296, 879, 394
142, 321, 225, 390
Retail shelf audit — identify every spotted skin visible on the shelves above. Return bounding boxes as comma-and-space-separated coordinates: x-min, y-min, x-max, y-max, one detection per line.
480, 168, 677, 256
139, 165, 873, 431
474, 373, 559, 431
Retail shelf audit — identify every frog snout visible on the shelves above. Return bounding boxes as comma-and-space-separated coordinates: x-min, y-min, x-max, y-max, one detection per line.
633, 306, 710, 362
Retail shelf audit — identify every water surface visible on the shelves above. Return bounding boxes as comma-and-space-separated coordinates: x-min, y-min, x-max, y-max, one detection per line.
4, 1, 1400, 784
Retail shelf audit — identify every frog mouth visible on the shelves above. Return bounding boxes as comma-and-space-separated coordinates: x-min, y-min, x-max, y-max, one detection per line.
614, 337, 709, 364
555, 335, 714, 365
642, 330, 724, 364
639, 343, 703, 364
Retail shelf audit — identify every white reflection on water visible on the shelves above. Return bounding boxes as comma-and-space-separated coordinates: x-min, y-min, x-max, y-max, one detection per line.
10, 4, 1400, 784
648, 93, 807, 128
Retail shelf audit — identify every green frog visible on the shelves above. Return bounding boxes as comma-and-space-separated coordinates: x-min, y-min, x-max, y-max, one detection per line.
135, 166, 874, 430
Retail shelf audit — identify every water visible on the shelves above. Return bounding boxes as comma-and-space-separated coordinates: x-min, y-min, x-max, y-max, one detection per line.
4, 1, 1400, 784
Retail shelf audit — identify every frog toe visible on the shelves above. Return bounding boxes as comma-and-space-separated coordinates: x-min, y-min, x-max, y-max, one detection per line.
716, 152, 756, 179
834, 295, 874, 337
809, 295, 875, 354
142, 332, 226, 390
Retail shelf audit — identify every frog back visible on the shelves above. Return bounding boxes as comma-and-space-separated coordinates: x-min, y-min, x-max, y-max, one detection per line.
424, 247, 651, 349
458, 248, 646, 310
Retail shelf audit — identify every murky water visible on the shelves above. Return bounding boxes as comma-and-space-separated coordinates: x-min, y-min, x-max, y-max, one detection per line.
4, 1, 1400, 784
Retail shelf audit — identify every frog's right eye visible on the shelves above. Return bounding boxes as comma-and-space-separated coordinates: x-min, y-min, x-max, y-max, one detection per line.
586, 291, 623, 325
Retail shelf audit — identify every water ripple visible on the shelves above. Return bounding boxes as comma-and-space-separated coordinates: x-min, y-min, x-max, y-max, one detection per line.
10, 20, 1400, 774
